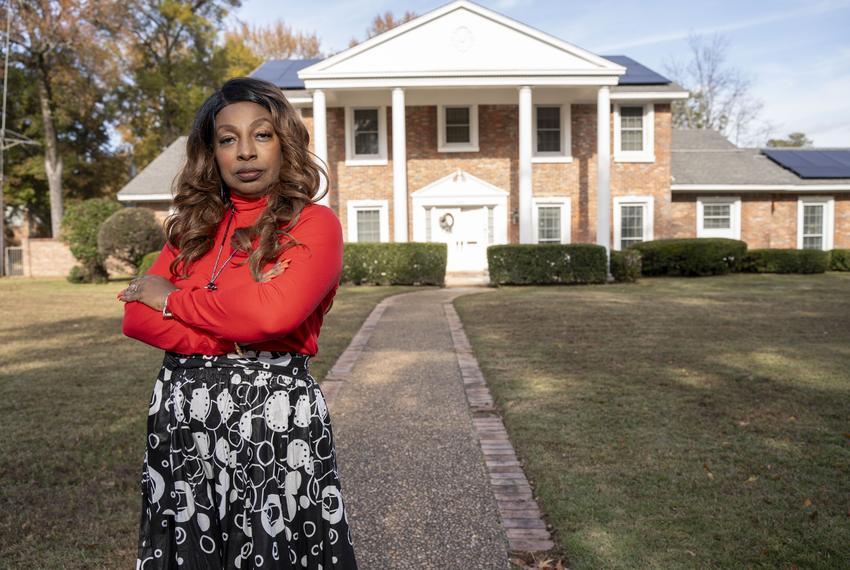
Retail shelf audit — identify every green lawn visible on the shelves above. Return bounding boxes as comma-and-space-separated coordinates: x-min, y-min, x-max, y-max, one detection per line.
0, 277, 415, 568
454, 273, 850, 570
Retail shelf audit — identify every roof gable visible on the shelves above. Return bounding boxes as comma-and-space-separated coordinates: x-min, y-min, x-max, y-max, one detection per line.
412, 168, 508, 199
299, 0, 624, 81
117, 136, 186, 200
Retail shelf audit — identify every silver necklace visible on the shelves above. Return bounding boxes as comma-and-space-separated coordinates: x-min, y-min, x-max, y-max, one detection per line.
205, 205, 238, 291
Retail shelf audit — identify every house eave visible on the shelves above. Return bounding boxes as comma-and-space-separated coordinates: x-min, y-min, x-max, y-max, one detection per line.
610, 90, 689, 100
671, 184, 850, 193
117, 193, 174, 202
303, 75, 621, 90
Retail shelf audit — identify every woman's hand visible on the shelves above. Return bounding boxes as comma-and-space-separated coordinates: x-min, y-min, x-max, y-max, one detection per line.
117, 275, 179, 311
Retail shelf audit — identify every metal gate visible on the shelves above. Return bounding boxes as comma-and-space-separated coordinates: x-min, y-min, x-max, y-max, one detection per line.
4, 246, 23, 276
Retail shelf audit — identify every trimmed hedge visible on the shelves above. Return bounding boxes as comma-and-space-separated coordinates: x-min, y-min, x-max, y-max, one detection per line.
138, 251, 160, 276
741, 248, 829, 274
610, 249, 642, 283
829, 249, 850, 271
487, 244, 608, 285
98, 207, 166, 272
341, 242, 447, 285
627, 238, 746, 276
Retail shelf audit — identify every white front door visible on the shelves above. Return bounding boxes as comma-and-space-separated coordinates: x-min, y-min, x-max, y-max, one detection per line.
431, 205, 489, 271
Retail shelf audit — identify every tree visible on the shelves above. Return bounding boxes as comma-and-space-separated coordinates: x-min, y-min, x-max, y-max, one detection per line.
664, 33, 773, 147
347, 10, 418, 48
767, 132, 813, 148
97, 207, 165, 271
60, 197, 122, 282
9, 0, 127, 237
116, 0, 241, 168
225, 19, 322, 60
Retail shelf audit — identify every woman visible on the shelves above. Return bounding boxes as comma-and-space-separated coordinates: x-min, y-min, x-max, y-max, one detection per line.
118, 77, 358, 569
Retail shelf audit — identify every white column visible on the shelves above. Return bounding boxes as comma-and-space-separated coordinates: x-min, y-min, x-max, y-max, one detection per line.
518, 85, 533, 243
312, 89, 329, 206
596, 86, 612, 277
392, 87, 408, 242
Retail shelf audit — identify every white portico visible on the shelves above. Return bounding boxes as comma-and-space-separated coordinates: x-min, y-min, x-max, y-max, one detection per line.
296, 0, 626, 269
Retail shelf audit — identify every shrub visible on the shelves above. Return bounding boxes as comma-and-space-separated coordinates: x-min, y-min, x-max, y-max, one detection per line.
341, 242, 447, 285
627, 238, 746, 276
610, 249, 641, 283
741, 249, 829, 274
137, 251, 160, 276
828, 249, 850, 271
487, 244, 607, 285
60, 197, 122, 283
66, 265, 87, 284
98, 207, 166, 272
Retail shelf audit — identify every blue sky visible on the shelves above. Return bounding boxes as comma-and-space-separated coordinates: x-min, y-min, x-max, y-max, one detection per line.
232, 0, 850, 147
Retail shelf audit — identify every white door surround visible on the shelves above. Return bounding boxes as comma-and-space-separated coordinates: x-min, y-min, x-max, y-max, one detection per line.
412, 168, 508, 272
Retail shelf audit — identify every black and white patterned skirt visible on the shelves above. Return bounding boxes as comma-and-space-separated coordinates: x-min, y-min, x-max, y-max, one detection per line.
136, 350, 358, 569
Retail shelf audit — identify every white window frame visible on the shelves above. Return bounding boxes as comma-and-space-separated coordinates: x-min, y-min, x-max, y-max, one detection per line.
613, 102, 655, 163
437, 104, 479, 152
613, 195, 654, 250
531, 197, 571, 244
797, 196, 834, 250
345, 106, 388, 165
346, 199, 389, 243
532, 104, 572, 163
696, 196, 741, 239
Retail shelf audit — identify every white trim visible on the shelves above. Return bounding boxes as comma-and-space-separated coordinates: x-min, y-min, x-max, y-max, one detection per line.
613, 102, 654, 163
672, 184, 850, 192
696, 196, 741, 240
437, 104, 479, 152
532, 104, 572, 163
345, 105, 388, 165
117, 193, 174, 202
613, 195, 654, 251
797, 195, 834, 250
346, 199, 390, 242
531, 196, 571, 244
298, 1, 626, 84
610, 91, 689, 100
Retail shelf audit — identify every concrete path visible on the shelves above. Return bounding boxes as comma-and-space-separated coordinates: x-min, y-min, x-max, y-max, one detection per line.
325, 287, 512, 570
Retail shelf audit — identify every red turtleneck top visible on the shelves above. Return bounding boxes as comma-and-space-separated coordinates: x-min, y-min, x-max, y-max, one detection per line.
121, 192, 343, 356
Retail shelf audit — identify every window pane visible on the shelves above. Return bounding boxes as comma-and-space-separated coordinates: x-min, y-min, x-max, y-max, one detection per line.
446, 125, 470, 143
356, 209, 381, 242
536, 107, 560, 129
445, 107, 469, 125
620, 107, 644, 152
703, 203, 731, 229
354, 108, 379, 155
803, 204, 823, 235
621, 129, 643, 152
803, 235, 822, 249
538, 206, 561, 243
354, 132, 378, 155
537, 130, 560, 152
354, 109, 378, 131
620, 204, 643, 249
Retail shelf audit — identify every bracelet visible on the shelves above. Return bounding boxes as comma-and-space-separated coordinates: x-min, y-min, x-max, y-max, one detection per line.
162, 291, 174, 319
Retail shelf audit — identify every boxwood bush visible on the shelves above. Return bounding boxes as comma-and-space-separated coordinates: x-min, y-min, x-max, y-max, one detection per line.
341, 242, 447, 285
610, 249, 642, 283
627, 238, 746, 276
741, 248, 829, 274
828, 248, 850, 271
98, 207, 166, 272
487, 244, 607, 285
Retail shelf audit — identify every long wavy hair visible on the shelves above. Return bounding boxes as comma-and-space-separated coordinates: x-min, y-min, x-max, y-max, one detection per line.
164, 77, 329, 281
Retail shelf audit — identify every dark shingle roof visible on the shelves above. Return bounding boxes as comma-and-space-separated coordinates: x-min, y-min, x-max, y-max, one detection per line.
671, 130, 850, 186
117, 136, 186, 199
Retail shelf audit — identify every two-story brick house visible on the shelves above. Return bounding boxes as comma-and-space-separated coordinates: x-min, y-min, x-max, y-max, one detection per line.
117, 0, 850, 274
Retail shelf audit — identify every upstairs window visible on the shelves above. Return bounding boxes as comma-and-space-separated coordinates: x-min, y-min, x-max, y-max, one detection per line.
345, 106, 387, 165
438, 104, 478, 152
613, 103, 655, 162
532, 104, 572, 162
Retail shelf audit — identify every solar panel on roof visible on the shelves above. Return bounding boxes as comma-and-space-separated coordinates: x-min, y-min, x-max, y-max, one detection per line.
602, 55, 671, 85
250, 59, 324, 89
762, 149, 850, 179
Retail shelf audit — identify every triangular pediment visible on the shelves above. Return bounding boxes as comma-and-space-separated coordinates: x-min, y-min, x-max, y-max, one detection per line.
412, 168, 508, 199
299, 0, 623, 81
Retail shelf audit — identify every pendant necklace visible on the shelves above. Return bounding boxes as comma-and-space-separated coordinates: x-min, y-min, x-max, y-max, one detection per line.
205, 205, 238, 291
